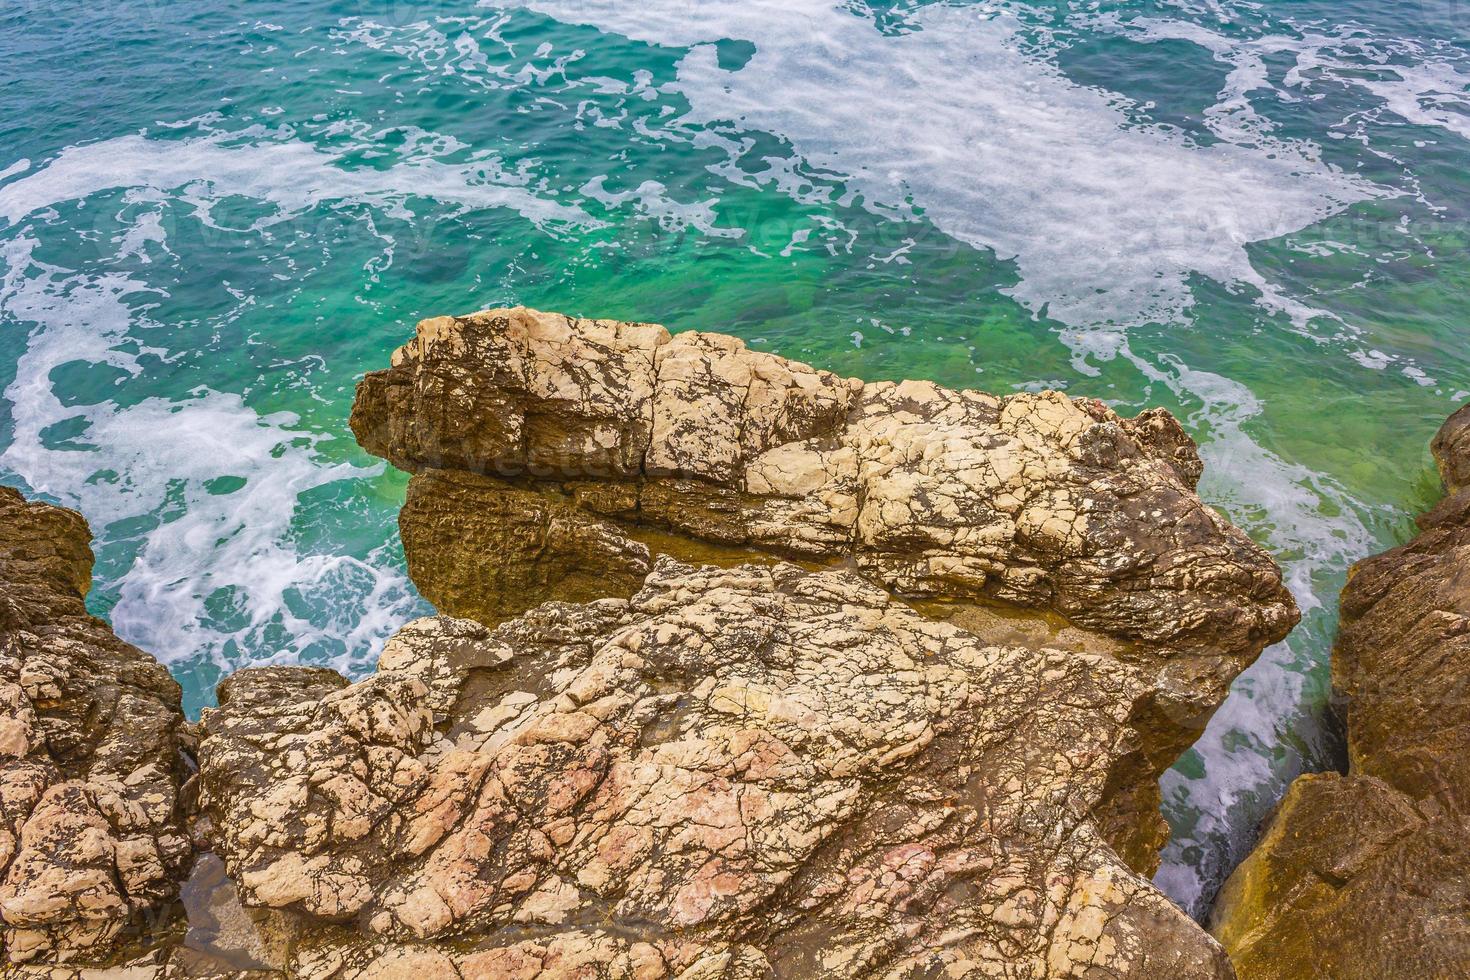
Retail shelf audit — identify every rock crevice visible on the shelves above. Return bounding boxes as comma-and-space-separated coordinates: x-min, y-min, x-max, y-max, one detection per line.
1211, 403, 1470, 979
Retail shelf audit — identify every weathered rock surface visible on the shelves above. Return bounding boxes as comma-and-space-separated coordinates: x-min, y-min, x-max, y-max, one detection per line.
351, 309, 1289, 653
198, 558, 1236, 979
0, 487, 192, 966
2, 308, 1307, 977
351, 307, 1298, 870
1211, 403, 1470, 978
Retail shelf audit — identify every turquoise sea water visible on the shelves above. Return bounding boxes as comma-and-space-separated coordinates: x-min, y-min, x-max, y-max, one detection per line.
3, 0, 1468, 917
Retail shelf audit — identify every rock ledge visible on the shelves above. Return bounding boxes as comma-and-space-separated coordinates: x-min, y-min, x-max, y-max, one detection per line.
0, 487, 191, 966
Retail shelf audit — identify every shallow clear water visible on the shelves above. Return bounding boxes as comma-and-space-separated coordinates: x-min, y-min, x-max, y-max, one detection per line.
2, 0, 1467, 917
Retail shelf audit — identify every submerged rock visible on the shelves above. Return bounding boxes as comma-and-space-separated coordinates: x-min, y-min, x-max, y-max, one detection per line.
0, 487, 192, 966
1211, 403, 1470, 978
351, 307, 1299, 870
198, 558, 1236, 979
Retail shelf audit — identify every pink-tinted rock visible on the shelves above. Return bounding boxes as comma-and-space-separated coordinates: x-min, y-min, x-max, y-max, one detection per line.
199, 559, 1235, 979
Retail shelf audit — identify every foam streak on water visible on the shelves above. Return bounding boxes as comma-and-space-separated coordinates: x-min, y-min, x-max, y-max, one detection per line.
0, 231, 423, 699
496, 0, 1384, 328
0, 130, 596, 231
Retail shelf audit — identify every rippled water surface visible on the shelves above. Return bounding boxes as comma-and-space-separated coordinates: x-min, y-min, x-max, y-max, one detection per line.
3, 0, 1468, 916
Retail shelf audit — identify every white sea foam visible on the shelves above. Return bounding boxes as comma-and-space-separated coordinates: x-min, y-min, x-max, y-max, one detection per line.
0, 130, 596, 231
580, 175, 744, 239
0, 158, 30, 184
0, 233, 425, 681
489, 0, 1384, 330
0, 116, 608, 685
1335, 58, 1470, 143
1106, 14, 1470, 145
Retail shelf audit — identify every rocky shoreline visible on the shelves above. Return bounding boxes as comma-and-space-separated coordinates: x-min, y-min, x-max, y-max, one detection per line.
1209, 405, 1470, 978
349, 308, 1299, 875
2, 305, 1446, 978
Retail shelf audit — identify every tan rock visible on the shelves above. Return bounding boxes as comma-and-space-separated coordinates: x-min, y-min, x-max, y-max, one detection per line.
0, 487, 192, 966
350, 307, 1299, 872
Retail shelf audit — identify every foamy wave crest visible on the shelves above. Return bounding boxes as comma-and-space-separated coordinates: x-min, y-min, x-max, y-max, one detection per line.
0, 231, 427, 706
489, 0, 1386, 329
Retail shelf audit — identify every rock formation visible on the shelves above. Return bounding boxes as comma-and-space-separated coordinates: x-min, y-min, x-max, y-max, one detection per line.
1211, 404, 1470, 978
197, 559, 1236, 978
0, 487, 192, 966
0, 306, 1306, 978
350, 307, 1298, 870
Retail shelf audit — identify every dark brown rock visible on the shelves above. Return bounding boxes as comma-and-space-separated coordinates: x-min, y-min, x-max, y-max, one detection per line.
1211, 405, 1470, 978
397, 470, 653, 625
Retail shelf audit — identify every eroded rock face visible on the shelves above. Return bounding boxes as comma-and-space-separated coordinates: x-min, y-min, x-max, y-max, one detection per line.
0, 486, 192, 966
351, 309, 1287, 650
198, 558, 1235, 979
0, 309, 1302, 977
1211, 403, 1470, 978
350, 307, 1298, 868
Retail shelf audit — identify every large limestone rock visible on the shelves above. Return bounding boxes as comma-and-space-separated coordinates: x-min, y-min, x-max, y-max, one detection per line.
0, 487, 193, 966
1210, 404, 1470, 978
0, 308, 1304, 978
350, 309, 1286, 651
350, 307, 1298, 869
198, 558, 1236, 979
